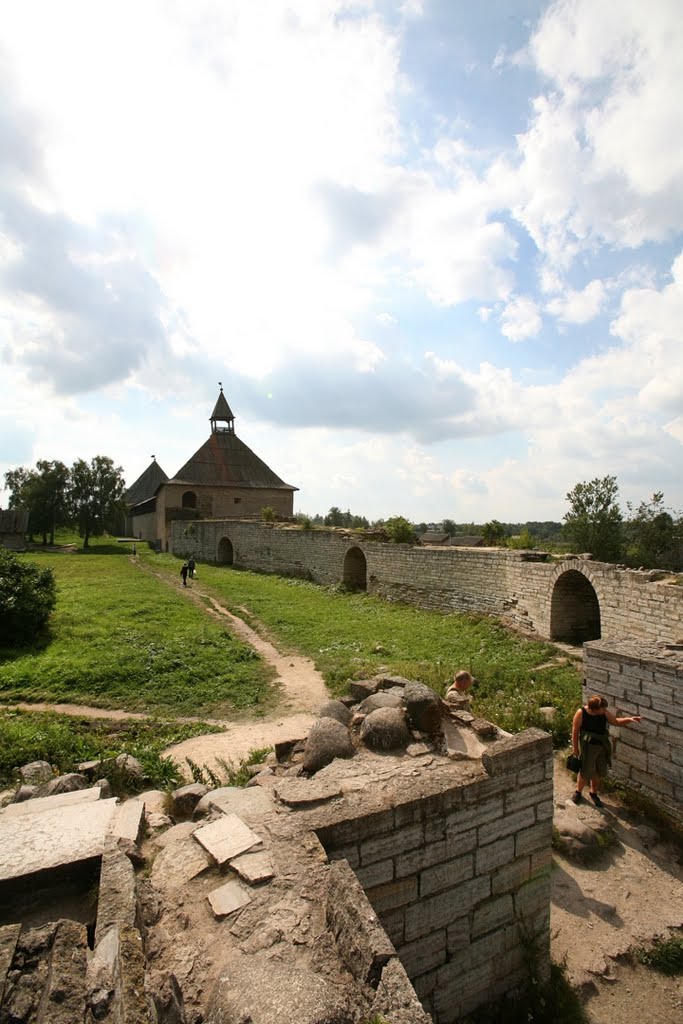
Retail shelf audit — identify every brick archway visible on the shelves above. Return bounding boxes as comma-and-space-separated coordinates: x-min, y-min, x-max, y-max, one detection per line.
217, 536, 234, 565
550, 568, 601, 643
343, 546, 367, 591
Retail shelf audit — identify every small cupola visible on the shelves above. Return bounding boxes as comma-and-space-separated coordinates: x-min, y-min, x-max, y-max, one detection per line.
210, 383, 235, 434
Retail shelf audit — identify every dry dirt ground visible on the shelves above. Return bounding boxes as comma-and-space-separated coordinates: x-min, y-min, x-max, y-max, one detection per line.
9, 563, 683, 1021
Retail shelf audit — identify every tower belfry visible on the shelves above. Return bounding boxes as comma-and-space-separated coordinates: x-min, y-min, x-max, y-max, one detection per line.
210, 382, 235, 434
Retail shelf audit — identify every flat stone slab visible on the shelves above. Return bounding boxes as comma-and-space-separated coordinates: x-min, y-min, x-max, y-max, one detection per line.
111, 800, 145, 845
0, 798, 118, 882
0, 785, 102, 819
194, 814, 262, 867
193, 786, 275, 821
207, 879, 253, 918
229, 851, 275, 884
151, 836, 212, 892
274, 778, 343, 806
152, 821, 199, 849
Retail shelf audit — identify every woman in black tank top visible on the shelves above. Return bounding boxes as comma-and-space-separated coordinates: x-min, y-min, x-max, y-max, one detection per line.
571, 695, 641, 807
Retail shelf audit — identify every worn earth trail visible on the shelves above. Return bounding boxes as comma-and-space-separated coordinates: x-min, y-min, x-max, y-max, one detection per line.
6, 556, 683, 1021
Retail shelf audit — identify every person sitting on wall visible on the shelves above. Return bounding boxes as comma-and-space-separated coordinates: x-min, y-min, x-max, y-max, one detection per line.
445, 670, 477, 705
571, 694, 641, 807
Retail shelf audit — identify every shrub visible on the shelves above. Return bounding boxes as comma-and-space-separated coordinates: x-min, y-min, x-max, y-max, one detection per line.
633, 936, 683, 975
383, 516, 416, 544
261, 506, 275, 523
0, 547, 57, 643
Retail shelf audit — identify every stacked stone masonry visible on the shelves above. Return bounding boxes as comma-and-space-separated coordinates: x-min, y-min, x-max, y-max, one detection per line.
171, 521, 683, 645
316, 729, 554, 1023
583, 638, 683, 822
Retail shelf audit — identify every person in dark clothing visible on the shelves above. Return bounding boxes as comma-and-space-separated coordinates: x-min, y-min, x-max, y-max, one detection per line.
180, 563, 189, 586
188, 557, 196, 578
571, 694, 641, 806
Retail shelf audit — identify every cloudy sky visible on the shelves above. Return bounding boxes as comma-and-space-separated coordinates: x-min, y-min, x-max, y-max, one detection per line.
1, 0, 682, 524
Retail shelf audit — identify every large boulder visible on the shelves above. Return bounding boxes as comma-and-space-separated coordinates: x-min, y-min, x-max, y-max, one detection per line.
403, 682, 441, 733
18, 760, 53, 786
359, 691, 404, 714
347, 679, 379, 702
302, 718, 355, 774
360, 708, 410, 751
318, 700, 353, 726
36, 773, 88, 797
170, 783, 209, 819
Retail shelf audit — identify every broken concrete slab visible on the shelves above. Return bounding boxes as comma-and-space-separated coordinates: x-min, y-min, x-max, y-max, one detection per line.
207, 879, 253, 918
0, 797, 118, 883
274, 778, 343, 807
194, 814, 262, 867
193, 785, 275, 821
151, 836, 212, 892
229, 851, 275, 885
0, 785, 102, 819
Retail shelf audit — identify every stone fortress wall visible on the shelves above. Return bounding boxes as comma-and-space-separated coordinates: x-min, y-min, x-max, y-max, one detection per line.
171, 520, 683, 645
172, 520, 683, 822
583, 639, 683, 822
317, 729, 553, 1023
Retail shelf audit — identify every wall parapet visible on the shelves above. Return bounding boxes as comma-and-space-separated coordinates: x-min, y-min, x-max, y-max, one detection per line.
314, 730, 553, 1023
170, 519, 683, 644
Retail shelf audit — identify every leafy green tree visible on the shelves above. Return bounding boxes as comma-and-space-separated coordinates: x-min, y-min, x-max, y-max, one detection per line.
482, 520, 507, 545
324, 506, 344, 527
5, 461, 70, 544
0, 547, 57, 643
563, 475, 623, 562
68, 456, 126, 549
625, 493, 683, 570
506, 528, 536, 550
383, 516, 416, 544
4, 466, 40, 541
33, 460, 70, 544
441, 518, 456, 535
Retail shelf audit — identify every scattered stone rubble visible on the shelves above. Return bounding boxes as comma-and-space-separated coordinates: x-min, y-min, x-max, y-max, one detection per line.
0, 678, 532, 1024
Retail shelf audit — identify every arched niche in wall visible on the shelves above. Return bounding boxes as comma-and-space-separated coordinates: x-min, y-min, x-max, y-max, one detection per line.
217, 536, 234, 565
343, 546, 367, 591
550, 569, 601, 643
182, 491, 198, 509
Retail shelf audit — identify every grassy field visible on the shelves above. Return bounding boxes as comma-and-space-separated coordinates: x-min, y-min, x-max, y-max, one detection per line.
0, 542, 275, 717
0, 706, 222, 788
143, 549, 582, 744
0, 535, 583, 747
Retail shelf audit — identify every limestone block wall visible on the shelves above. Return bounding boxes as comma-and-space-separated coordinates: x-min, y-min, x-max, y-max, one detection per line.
169, 521, 683, 645
583, 639, 683, 822
315, 729, 554, 1024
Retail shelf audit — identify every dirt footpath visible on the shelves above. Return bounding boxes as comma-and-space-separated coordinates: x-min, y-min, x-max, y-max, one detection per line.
551, 753, 683, 1022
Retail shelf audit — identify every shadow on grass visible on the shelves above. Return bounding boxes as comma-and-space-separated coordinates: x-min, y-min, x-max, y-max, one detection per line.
0, 630, 53, 665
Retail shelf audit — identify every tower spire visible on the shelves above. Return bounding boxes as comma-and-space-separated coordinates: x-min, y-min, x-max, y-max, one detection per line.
210, 383, 235, 434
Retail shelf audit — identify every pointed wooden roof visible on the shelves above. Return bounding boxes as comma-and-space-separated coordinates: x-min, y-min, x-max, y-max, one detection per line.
169, 431, 297, 491
124, 459, 169, 507
210, 389, 234, 424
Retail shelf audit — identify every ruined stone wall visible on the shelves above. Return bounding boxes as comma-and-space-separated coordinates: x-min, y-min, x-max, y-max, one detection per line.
315, 730, 553, 1023
583, 639, 683, 822
171, 521, 683, 644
